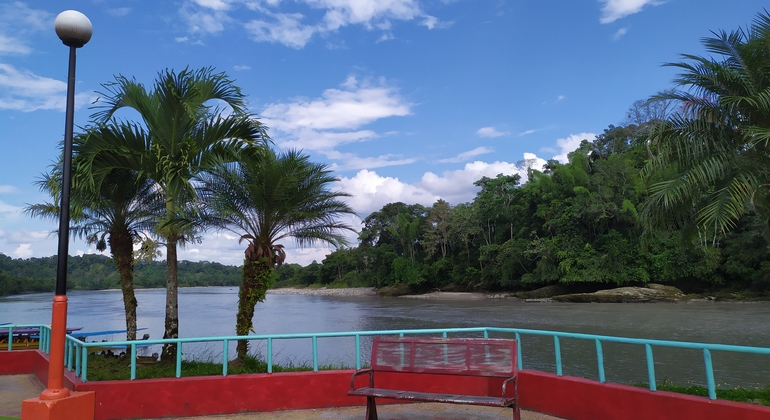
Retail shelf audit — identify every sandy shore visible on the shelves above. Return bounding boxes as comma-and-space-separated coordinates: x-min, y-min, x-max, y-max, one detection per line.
267, 287, 511, 299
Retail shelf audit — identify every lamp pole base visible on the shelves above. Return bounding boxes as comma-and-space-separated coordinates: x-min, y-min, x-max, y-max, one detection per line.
39, 295, 70, 400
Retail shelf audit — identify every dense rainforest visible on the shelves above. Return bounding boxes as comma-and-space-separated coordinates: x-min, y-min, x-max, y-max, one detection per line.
274, 120, 770, 296
3, 121, 770, 298
0, 253, 241, 296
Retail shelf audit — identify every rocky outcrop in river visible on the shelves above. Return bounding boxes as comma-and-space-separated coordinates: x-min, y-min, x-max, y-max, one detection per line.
550, 283, 685, 303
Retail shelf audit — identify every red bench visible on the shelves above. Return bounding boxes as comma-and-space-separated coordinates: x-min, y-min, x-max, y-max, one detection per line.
348, 337, 520, 420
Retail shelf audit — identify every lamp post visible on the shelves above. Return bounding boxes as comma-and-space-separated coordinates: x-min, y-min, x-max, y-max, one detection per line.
40, 10, 92, 401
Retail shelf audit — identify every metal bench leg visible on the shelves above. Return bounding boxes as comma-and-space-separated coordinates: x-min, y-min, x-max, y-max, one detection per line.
365, 396, 378, 420
513, 404, 521, 420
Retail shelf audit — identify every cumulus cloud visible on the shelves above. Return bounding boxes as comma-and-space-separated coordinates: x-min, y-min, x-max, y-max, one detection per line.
13, 243, 33, 258
552, 132, 596, 163
334, 153, 548, 218
599, 0, 661, 24
262, 75, 414, 171
182, 0, 447, 48
262, 77, 411, 132
476, 127, 509, 138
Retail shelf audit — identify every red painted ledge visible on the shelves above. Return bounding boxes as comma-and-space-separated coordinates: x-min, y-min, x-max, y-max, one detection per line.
3, 350, 770, 420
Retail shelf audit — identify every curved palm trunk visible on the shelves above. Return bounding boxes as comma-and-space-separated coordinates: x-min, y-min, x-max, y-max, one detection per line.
236, 257, 271, 360
162, 236, 179, 362
110, 231, 138, 341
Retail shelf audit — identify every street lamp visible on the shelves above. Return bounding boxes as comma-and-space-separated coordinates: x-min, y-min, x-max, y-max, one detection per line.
40, 10, 92, 401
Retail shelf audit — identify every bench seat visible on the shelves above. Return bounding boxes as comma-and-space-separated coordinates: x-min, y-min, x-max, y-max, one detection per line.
349, 387, 516, 407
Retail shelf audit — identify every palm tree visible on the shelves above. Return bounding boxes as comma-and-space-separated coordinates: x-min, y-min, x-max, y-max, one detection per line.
76, 67, 267, 360
640, 11, 770, 242
196, 147, 355, 360
26, 159, 161, 341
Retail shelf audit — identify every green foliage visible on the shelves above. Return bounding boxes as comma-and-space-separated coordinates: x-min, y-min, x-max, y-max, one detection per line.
0, 253, 241, 295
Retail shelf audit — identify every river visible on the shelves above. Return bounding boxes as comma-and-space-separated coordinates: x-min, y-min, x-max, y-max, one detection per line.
1, 287, 768, 388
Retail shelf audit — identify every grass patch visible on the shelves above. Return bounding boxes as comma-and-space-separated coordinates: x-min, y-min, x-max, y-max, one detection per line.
85, 354, 346, 381
0, 416, 20, 420
634, 380, 770, 406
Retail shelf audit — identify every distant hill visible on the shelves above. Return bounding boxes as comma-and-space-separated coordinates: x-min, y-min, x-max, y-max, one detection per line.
0, 253, 242, 296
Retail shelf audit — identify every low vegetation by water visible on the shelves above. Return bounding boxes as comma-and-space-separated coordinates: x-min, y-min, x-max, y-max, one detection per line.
85, 354, 345, 381
635, 380, 770, 406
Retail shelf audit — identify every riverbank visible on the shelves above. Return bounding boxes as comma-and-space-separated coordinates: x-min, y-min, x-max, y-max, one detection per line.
267, 285, 770, 302
268, 287, 513, 300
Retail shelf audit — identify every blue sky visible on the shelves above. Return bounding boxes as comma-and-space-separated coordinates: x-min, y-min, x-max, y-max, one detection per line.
0, 0, 767, 267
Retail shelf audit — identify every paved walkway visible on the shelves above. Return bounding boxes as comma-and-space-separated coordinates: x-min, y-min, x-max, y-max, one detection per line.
0, 374, 561, 420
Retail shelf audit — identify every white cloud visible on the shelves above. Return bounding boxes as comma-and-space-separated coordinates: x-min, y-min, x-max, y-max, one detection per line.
326, 151, 418, 171
245, 12, 316, 49
552, 132, 596, 163
0, 64, 96, 112
613, 27, 628, 40
334, 154, 549, 217
0, 200, 24, 221
107, 8, 132, 17
0, 185, 19, 194
476, 126, 508, 138
438, 147, 494, 163
0, 35, 31, 55
0, 2, 50, 56
234, 65, 251, 71
337, 169, 439, 217
13, 243, 33, 258
182, 0, 446, 48
599, 0, 661, 24
263, 77, 411, 132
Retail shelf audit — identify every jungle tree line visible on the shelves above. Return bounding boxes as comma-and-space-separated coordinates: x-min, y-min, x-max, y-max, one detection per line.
278, 122, 770, 293
0, 253, 243, 296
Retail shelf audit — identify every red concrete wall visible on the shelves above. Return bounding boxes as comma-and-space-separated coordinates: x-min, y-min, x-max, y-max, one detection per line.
0, 349, 85, 391
0, 350, 41, 375
519, 370, 770, 420
4, 349, 769, 420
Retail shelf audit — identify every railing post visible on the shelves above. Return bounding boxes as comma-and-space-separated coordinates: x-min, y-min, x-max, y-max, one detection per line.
267, 338, 273, 373
81, 348, 88, 382
176, 342, 183, 378
515, 332, 523, 370
645, 343, 656, 391
595, 339, 605, 383
554, 336, 563, 376
223, 340, 229, 376
130, 344, 137, 380
312, 336, 319, 372
355, 335, 361, 370
703, 348, 717, 400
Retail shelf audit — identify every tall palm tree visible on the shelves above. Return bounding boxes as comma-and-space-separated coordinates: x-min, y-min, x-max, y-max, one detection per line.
76, 67, 267, 360
26, 159, 162, 341
196, 147, 355, 360
640, 11, 770, 241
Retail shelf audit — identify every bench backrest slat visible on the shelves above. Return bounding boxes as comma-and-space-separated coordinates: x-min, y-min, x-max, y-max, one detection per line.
370, 337, 517, 377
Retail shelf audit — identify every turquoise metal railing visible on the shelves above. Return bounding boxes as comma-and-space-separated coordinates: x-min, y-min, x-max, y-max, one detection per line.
5, 324, 770, 401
